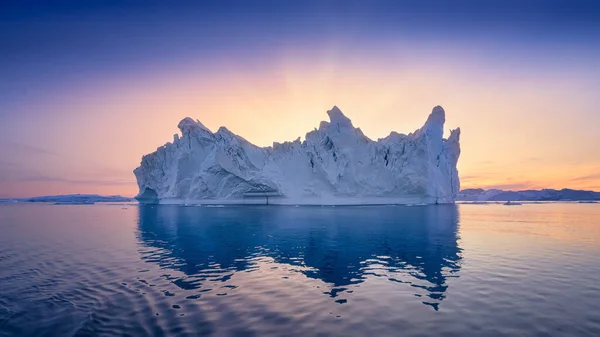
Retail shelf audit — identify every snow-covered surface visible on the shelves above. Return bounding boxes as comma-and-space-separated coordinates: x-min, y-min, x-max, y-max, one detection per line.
458, 188, 600, 201
134, 106, 461, 205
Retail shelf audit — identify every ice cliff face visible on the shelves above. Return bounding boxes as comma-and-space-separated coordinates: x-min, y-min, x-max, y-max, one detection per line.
134, 106, 461, 205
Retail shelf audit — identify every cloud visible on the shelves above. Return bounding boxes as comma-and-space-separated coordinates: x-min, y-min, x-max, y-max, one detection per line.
1, 141, 61, 157
459, 172, 498, 182
570, 172, 600, 182
0, 164, 135, 186
473, 160, 495, 165
461, 173, 534, 190
0, 160, 17, 168
21, 175, 136, 186
0, 141, 132, 177
482, 182, 533, 191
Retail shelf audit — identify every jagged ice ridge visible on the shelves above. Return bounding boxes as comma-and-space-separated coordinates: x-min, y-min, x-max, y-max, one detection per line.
134, 106, 461, 205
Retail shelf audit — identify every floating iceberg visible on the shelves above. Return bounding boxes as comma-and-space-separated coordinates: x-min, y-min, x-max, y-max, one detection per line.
134, 106, 461, 205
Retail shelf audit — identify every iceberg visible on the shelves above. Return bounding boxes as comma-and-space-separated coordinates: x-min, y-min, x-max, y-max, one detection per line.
134, 106, 461, 205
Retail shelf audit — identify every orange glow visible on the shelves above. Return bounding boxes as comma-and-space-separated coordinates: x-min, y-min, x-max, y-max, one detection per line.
2, 53, 599, 197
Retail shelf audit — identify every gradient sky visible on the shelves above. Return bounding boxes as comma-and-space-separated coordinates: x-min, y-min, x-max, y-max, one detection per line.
1, 0, 600, 197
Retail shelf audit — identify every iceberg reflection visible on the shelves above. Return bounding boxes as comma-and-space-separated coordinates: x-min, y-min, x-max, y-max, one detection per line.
137, 204, 462, 310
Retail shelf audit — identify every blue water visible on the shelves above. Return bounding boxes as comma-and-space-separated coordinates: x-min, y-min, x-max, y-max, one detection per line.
1, 203, 600, 336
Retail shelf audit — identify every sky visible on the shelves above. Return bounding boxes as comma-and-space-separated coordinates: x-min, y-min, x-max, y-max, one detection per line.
1, 0, 600, 198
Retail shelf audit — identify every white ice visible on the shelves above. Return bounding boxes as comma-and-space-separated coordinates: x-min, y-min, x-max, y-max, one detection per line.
134, 106, 461, 205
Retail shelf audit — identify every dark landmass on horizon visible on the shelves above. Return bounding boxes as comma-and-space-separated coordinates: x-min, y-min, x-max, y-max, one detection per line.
458, 188, 600, 201
2, 189, 600, 204
0, 194, 133, 203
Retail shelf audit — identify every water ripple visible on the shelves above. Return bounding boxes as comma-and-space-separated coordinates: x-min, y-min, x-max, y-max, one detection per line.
0, 204, 599, 336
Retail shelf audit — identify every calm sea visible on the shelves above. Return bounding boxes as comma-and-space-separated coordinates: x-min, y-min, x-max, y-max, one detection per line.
1, 203, 599, 336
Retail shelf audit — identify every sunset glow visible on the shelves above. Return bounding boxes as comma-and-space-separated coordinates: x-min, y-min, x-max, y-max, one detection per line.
1, 1, 599, 197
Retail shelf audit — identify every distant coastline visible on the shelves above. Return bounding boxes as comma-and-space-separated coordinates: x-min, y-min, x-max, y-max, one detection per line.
2, 188, 600, 205
458, 188, 600, 201
0, 194, 133, 204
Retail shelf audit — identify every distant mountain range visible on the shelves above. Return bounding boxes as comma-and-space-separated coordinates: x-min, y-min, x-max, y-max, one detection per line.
0, 194, 133, 204
1, 190, 598, 204
458, 188, 600, 201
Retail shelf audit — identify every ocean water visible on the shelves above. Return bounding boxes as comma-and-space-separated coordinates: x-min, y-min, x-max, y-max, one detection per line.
1, 203, 599, 337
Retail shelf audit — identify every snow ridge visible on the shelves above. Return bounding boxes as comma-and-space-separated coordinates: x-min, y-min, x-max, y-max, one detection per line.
134, 106, 461, 205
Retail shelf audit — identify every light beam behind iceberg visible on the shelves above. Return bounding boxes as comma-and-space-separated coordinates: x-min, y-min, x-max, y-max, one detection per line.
134, 106, 461, 205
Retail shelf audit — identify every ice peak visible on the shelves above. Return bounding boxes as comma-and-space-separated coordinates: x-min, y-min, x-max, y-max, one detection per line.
327, 105, 352, 127
216, 126, 233, 135
425, 106, 446, 127
178, 117, 195, 128
178, 117, 211, 134
448, 127, 461, 142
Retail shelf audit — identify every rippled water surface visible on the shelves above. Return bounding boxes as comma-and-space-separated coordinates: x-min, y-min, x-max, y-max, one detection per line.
1, 203, 600, 336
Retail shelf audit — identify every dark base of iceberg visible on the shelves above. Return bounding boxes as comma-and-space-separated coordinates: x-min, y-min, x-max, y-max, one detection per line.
147, 195, 448, 206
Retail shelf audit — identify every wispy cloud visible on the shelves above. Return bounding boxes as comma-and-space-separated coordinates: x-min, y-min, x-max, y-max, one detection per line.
1, 141, 61, 157
0, 160, 17, 168
460, 172, 534, 190
0, 173, 134, 186
0, 139, 135, 187
482, 182, 533, 191
460, 172, 499, 182
0, 163, 135, 186
0, 140, 133, 176
19, 175, 136, 186
570, 172, 600, 182
472, 160, 495, 165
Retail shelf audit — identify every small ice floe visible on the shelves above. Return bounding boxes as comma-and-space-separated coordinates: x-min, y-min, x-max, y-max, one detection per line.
205, 205, 225, 208
503, 201, 522, 206
459, 201, 491, 205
